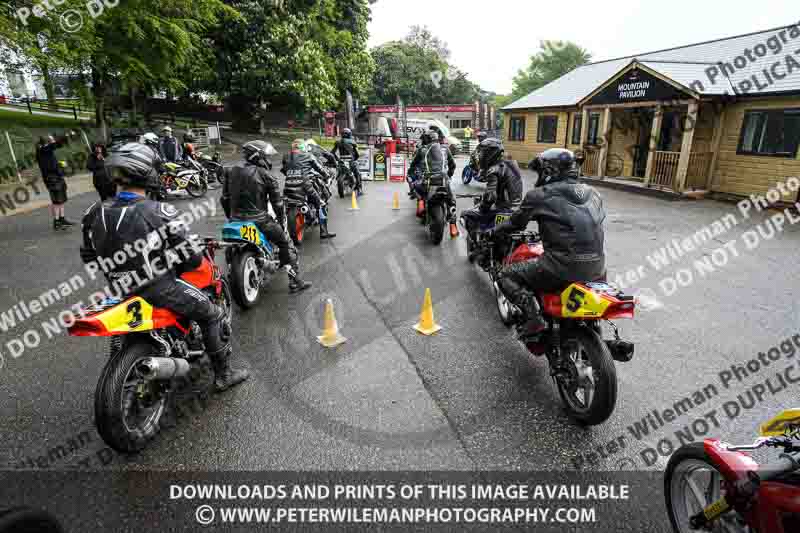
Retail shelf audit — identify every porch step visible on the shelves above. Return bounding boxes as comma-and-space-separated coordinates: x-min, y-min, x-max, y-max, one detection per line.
579, 176, 684, 201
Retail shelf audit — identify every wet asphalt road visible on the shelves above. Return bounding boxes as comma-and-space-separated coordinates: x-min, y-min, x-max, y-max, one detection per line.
1, 157, 799, 477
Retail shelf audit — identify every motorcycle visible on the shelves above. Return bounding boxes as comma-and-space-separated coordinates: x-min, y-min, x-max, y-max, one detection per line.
461, 154, 486, 185
159, 162, 208, 199
285, 198, 326, 246
67, 239, 231, 452
413, 178, 456, 245
336, 156, 357, 199
665, 409, 800, 532
194, 149, 224, 185
222, 220, 281, 309
460, 201, 635, 424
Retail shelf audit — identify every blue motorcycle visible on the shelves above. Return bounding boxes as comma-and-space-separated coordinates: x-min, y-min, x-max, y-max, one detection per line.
222, 221, 282, 309
461, 155, 486, 185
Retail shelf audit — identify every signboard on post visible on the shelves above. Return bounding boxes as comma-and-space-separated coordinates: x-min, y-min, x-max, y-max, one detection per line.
207, 125, 221, 144
373, 152, 387, 181
357, 147, 372, 180
389, 154, 406, 182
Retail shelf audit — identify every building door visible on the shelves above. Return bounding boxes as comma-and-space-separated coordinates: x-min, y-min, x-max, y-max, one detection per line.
632, 109, 654, 178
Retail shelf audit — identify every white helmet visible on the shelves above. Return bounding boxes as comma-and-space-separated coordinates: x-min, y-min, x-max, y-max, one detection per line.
142, 132, 159, 147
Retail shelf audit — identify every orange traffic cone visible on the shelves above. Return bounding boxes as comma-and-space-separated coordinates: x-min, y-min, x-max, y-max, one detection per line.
392, 191, 400, 210
317, 299, 347, 348
413, 288, 442, 336
348, 191, 360, 211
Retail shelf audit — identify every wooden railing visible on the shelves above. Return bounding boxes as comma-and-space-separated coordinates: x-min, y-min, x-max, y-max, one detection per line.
686, 152, 713, 190
650, 151, 680, 189
582, 149, 601, 177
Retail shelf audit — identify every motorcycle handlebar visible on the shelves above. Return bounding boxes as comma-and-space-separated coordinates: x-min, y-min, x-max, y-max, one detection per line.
752, 452, 800, 483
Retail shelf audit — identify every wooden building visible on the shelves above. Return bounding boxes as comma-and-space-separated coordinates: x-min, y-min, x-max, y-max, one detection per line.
501, 25, 800, 199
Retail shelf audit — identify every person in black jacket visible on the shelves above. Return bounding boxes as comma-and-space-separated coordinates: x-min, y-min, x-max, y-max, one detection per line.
407, 128, 458, 235
80, 142, 249, 391
36, 135, 74, 230
86, 142, 116, 201
281, 139, 334, 240
222, 140, 312, 293
490, 148, 606, 337
478, 139, 523, 212
158, 126, 182, 163
331, 128, 363, 196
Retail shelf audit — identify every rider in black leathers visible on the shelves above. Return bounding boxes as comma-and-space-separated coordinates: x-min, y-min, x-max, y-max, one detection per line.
222, 140, 313, 293
462, 139, 524, 260
281, 140, 334, 240
80, 142, 249, 391
331, 128, 363, 196
491, 148, 606, 337
408, 127, 458, 233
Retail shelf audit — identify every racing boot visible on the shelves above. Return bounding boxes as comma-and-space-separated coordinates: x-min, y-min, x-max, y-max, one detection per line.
287, 265, 312, 294
319, 221, 336, 239
209, 345, 250, 392
53, 218, 64, 231
514, 290, 547, 340
59, 217, 75, 227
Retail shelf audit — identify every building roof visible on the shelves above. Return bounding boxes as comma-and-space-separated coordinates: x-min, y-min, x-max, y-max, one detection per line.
503, 24, 800, 110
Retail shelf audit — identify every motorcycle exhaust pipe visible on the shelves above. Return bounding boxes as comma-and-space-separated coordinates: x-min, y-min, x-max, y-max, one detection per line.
136, 357, 191, 381
449, 206, 458, 216
606, 340, 635, 362
300, 205, 309, 214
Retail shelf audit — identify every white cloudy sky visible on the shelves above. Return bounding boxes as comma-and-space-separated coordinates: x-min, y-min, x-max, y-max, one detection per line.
367, 0, 797, 95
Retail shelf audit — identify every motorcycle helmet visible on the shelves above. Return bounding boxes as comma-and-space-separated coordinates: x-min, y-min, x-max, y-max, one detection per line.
291, 138, 307, 153
105, 142, 160, 188
162, 126, 173, 136
534, 148, 578, 187
428, 125, 444, 143
142, 132, 159, 148
419, 131, 434, 146
342, 128, 352, 139
477, 138, 504, 171
243, 140, 278, 169
477, 131, 488, 143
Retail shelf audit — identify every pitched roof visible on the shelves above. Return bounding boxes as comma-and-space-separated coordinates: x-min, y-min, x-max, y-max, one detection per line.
503, 24, 800, 110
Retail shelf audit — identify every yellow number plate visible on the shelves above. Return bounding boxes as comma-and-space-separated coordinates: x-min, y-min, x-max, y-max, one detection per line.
96, 297, 155, 333
239, 225, 261, 245
495, 214, 510, 225
561, 284, 611, 318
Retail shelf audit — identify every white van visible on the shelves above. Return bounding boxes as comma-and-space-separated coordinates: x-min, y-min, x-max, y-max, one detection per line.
403, 118, 462, 154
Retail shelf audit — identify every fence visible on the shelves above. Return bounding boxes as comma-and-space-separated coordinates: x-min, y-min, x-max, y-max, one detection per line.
685, 152, 713, 191
650, 151, 680, 190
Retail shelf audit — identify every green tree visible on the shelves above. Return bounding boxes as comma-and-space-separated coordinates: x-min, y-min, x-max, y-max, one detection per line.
510, 40, 592, 101
369, 27, 482, 105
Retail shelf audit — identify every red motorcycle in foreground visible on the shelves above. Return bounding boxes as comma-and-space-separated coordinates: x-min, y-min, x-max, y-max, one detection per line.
475, 227, 635, 425
665, 409, 800, 532
68, 239, 232, 453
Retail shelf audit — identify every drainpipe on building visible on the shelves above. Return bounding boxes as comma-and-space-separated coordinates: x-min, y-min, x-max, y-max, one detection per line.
564, 112, 570, 149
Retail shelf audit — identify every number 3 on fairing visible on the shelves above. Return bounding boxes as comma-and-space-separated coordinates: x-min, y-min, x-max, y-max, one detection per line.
127, 300, 143, 328
566, 287, 585, 313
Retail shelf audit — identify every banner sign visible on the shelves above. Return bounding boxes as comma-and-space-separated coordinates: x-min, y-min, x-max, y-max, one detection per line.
357, 147, 373, 180
389, 154, 407, 182
367, 105, 475, 114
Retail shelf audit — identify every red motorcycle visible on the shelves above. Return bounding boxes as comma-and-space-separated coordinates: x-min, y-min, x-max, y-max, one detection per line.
68, 238, 231, 453
480, 229, 636, 425
665, 409, 800, 532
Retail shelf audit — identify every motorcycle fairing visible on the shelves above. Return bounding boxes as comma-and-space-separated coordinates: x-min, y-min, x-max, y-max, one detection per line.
179, 257, 215, 290
760, 409, 800, 437
222, 221, 274, 253
542, 283, 636, 319
68, 296, 184, 337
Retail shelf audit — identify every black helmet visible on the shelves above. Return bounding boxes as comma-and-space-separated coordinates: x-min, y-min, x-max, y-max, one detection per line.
534, 148, 578, 187
342, 128, 352, 139
428, 125, 444, 142
243, 140, 277, 168
477, 131, 488, 142
105, 142, 160, 188
420, 130, 434, 146
477, 138, 504, 170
